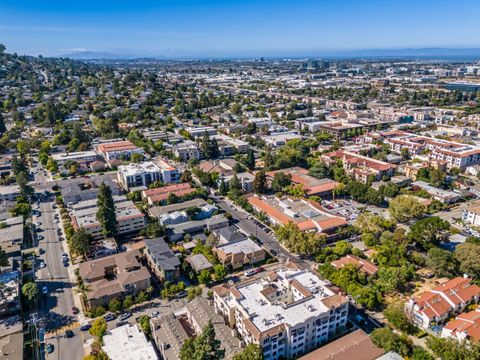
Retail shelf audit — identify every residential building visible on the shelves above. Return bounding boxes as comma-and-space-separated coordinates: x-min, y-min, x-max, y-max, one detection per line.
141, 183, 196, 205
297, 329, 384, 360
214, 264, 349, 360
442, 309, 480, 342
248, 195, 346, 235
213, 134, 249, 155
148, 198, 208, 219
215, 238, 265, 270
0, 271, 21, 316
166, 214, 229, 242
173, 140, 201, 162
187, 254, 214, 272
78, 250, 151, 308
0, 185, 20, 203
60, 175, 122, 205
52, 151, 98, 172
222, 172, 255, 193
71, 199, 146, 239
322, 150, 396, 183
185, 126, 217, 138
411, 181, 461, 204
102, 324, 157, 360
264, 132, 302, 147
144, 238, 180, 282
151, 313, 190, 360
266, 167, 339, 197
96, 140, 144, 162
331, 255, 378, 276
406, 277, 480, 330
463, 202, 480, 227
117, 161, 162, 190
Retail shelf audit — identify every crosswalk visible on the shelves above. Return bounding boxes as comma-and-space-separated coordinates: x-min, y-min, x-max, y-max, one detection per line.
45, 321, 80, 336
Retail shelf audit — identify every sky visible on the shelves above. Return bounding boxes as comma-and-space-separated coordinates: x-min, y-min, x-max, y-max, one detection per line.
1, 0, 480, 58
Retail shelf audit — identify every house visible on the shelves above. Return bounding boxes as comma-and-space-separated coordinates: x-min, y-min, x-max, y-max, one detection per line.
187, 254, 213, 272
406, 277, 480, 329
148, 198, 208, 220
442, 309, 480, 342
102, 324, 157, 360
331, 255, 378, 276
466, 165, 480, 177
78, 250, 151, 308
215, 239, 265, 270
463, 202, 480, 227
144, 238, 180, 282
0, 271, 21, 316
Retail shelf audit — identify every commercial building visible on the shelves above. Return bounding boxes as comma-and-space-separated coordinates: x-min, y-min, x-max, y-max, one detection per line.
264, 132, 302, 147
214, 264, 349, 360
78, 250, 151, 308
248, 195, 346, 235
406, 277, 480, 330
102, 324, 157, 360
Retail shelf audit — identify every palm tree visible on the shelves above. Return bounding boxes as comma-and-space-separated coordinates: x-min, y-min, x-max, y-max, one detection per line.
74, 282, 91, 306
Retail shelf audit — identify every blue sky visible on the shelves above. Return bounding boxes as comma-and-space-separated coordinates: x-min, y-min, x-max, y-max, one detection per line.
1, 0, 479, 57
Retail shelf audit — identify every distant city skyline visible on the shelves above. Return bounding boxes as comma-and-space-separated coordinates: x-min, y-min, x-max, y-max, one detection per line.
1, 0, 480, 58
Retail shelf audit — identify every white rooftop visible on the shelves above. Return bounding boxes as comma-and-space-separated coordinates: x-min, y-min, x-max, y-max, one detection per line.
118, 161, 161, 176
228, 268, 335, 333
102, 324, 157, 360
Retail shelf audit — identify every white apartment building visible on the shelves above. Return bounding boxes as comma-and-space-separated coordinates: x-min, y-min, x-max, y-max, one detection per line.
463, 204, 480, 227
213, 134, 249, 154
213, 264, 349, 360
96, 140, 144, 162
173, 140, 201, 162
52, 151, 98, 171
117, 160, 180, 190
186, 126, 217, 138
71, 199, 146, 239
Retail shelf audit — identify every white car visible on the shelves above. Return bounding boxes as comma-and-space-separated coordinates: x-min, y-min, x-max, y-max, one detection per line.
42, 286, 48, 295
39, 261, 46, 269
244, 269, 256, 277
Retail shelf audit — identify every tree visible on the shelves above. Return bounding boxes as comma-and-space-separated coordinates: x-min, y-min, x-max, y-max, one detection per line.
455, 243, 480, 278
228, 173, 241, 198
426, 247, 458, 277
22, 282, 38, 302
245, 148, 256, 170
354, 213, 393, 236
218, 179, 228, 196
200, 132, 220, 160
89, 318, 107, 340
388, 195, 426, 223
131, 152, 144, 163
74, 282, 92, 303
108, 298, 122, 313
253, 170, 267, 194
70, 229, 91, 258
0, 113, 6, 134
377, 267, 408, 294
407, 216, 450, 250
96, 183, 117, 237
271, 172, 291, 193
123, 295, 134, 309
0, 247, 9, 268
180, 320, 225, 360
370, 327, 412, 357
46, 158, 58, 173
427, 336, 480, 360
138, 315, 151, 338
180, 169, 192, 183
233, 344, 264, 360
213, 264, 227, 281
198, 269, 211, 284
384, 303, 415, 334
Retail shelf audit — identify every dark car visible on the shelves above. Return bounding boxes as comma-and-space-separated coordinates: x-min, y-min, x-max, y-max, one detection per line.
104, 313, 116, 322
116, 321, 128, 328
45, 343, 54, 354
80, 324, 91, 331
72, 306, 79, 314
65, 330, 75, 338
254, 266, 265, 274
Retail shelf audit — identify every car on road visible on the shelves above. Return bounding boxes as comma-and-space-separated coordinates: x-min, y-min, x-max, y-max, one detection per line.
45, 343, 54, 354
176, 291, 187, 299
244, 269, 256, 277
119, 312, 132, 321
35, 221, 42, 227
37, 235, 44, 241
39, 261, 46, 269
39, 248, 45, 255
254, 266, 265, 274
63, 261, 69, 268
41, 286, 48, 295
104, 313, 116, 322
151, 311, 160, 318
116, 321, 129, 328
80, 324, 91, 332
72, 306, 79, 314
65, 330, 75, 338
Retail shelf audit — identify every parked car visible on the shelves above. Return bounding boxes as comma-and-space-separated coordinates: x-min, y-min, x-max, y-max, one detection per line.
72, 307, 79, 314
244, 269, 256, 277
42, 286, 48, 295
151, 311, 160, 318
104, 313, 116, 322
119, 312, 132, 321
80, 324, 91, 331
65, 330, 75, 338
176, 291, 187, 299
39, 261, 46, 269
254, 266, 265, 274
45, 343, 54, 354
116, 321, 128, 328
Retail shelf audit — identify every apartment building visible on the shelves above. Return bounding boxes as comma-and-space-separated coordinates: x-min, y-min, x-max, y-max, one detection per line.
185, 126, 217, 138
52, 150, 98, 172
405, 277, 480, 330
173, 140, 201, 162
213, 264, 349, 360
141, 183, 196, 205
248, 195, 346, 235
117, 161, 162, 190
441, 309, 480, 342
462, 202, 480, 227
213, 134, 249, 155
71, 199, 146, 239
78, 250, 151, 308
144, 238, 180, 282
322, 150, 396, 183
96, 140, 144, 162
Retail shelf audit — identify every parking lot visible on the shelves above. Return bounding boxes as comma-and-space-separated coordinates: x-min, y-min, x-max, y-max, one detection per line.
321, 199, 361, 223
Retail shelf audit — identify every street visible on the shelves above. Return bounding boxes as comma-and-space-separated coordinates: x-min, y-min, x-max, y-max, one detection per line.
33, 170, 84, 360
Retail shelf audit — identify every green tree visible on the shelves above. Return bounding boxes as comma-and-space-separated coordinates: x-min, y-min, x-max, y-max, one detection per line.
0, 113, 6, 134
407, 216, 450, 250
180, 320, 225, 360
96, 183, 117, 237
70, 229, 91, 258
22, 282, 38, 302
384, 303, 415, 334
233, 344, 264, 360
46, 158, 58, 173
245, 148, 256, 170
0, 246, 9, 268
123, 295, 134, 309
138, 315, 151, 338
455, 243, 480, 279
271, 172, 291, 193
213, 264, 227, 281
198, 269, 211, 284
388, 195, 426, 223
108, 298, 122, 313
370, 327, 412, 357
253, 170, 267, 194
228, 173, 242, 198
426, 247, 458, 277
89, 318, 107, 340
